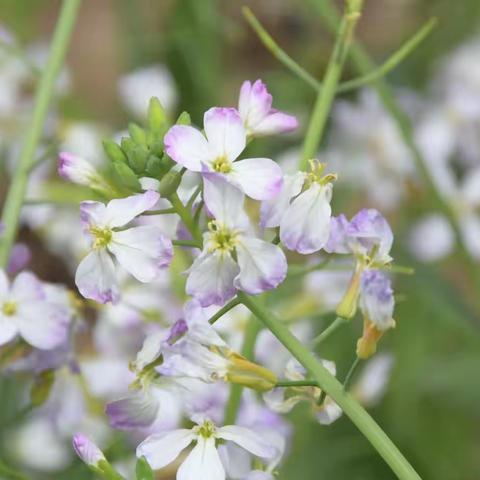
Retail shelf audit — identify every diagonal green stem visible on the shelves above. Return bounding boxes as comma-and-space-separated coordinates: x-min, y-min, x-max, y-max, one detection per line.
300, 0, 363, 170
0, 0, 82, 268
238, 292, 421, 480
309, 0, 480, 297
313, 316, 347, 345
208, 297, 241, 325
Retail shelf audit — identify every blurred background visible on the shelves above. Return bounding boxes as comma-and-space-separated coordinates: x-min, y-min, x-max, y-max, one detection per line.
1, 0, 480, 479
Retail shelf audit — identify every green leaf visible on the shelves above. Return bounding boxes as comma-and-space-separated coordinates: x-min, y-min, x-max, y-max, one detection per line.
135, 456, 154, 480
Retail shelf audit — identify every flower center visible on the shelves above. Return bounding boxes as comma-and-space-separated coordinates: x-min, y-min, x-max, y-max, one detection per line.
305, 159, 337, 187
208, 221, 238, 253
2, 301, 17, 316
196, 420, 217, 439
211, 155, 232, 174
89, 226, 113, 248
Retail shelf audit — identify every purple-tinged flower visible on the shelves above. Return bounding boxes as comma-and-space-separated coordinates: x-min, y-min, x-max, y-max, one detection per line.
326, 209, 393, 264
75, 191, 173, 304
264, 358, 342, 426
72, 434, 105, 467
7, 242, 31, 273
0, 270, 70, 350
261, 162, 336, 255
58, 152, 107, 191
356, 270, 395, 359
137, 416, 276, 478
238, 79, 298, 137
164, 107, 283, 200
186, 178, 287, 307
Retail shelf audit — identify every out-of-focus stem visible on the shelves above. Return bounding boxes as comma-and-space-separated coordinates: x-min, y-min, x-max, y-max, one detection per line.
300, 0, 363, 170
0, 0, 82, 267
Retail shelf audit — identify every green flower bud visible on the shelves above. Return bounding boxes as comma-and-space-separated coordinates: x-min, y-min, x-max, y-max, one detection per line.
111, 160, 141, 192
158, 170, 182, 197
103, 139, 128, 164
129, 145, 149, 174
128, 122, 147, 146
176, 111, 191, 125
148, 96, 167, 132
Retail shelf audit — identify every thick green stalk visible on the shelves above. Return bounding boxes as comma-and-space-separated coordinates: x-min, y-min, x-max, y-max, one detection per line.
300, 0, 363, 170
223, 317, 261, 425
0, 0, 82, 268
239, 292, 421, 480
168, 192, 203, 246
309, 0, 480, 295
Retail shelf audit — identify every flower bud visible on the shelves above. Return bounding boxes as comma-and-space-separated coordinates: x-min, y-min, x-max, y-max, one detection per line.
356, 318, 385, 359
111, 160, 141, 192
226, 352, 277, 392
148, 96, 167, 132
58, 152, 100, 186
128, 122, 147, 146
176, 111, 191, 125
336, 265, 362, 319
103, 139, 128, 164
158, 169, 182, 197
72, 434, 106, 468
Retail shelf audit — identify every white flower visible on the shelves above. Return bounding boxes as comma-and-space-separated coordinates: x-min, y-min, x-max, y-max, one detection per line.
0, 270, 70, 350
75, 191, 173, 303
186, 178, 287, 307
164, 107, 283, 201
137, 417, 276, 479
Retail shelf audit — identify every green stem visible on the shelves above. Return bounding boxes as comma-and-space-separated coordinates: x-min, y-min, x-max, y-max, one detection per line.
309, 0, 480, 297
168, 192, 203, 245
243, 8, 436, 97
141, 207, 176, 216
0, 459, 29, 480
275, 380, 319, 388
336, 17, 438, 93
172, 239, 201, 248
313, 316, 347, 346
343, 356, 361, 391
0, 0, 82, 268
208, 297, 241, 325
239, 292, 421, 480
223, 317, 261, 425
300, 0, 363, 170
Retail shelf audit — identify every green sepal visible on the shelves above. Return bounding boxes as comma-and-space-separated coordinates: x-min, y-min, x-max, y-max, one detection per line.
96, 459, 125, 480
129, 145, 149, 174
30, 369, 55, 407
128, 122, 147, 146
111, 160, 141, 192
176, 111, 191, 125
148, 96, 167, 132
135, 456, 154, 480
103, 139, 128, 164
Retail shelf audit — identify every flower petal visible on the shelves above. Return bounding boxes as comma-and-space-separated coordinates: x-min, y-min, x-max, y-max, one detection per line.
234, 237, 287, 295
177, 437, 225, 480
228, 158, 283, 201
75, 249, 120, 304
280, 183, 332, 254
164, 125, 211, 171
238, 79, 272, 130
0, 315, 18, 346
254, 111, 298, 136
80, 201, 108, 230
260, 172, 306, 228
204, 107, 246, 162
109, 226, 173, 282
325, 214, 351, 254
0, 269, 9, 302
11, 271, 44, 303
105, 191, 160, 228
106, 390, 159, 430
72, 434, 106, 467
186, 250, 239, 307
217, 425, 276, 459
203, 176, 248, 229
16, 302, 69, 350
136, 429, 195, 470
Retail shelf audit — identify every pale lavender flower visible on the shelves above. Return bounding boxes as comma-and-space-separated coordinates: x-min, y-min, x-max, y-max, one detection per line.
0, 270, 70, 349
75, 191, 173, 304
238, 79, 298, 137
137, 416, 276, 478
260, 163, 335, 255
7, 242, 31, 273
164, 107, 283, 200
58, 151, 103, 187
186, 178, 287, 307
72, 434, 106, 467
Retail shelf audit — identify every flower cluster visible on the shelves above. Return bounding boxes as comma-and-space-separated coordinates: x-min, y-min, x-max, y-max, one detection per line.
1, 78, 399, 479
